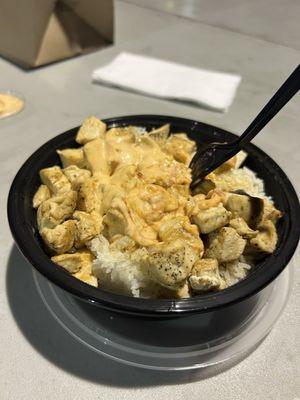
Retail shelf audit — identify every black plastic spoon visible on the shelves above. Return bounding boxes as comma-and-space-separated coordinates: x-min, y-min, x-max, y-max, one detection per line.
190, 65, 300, 190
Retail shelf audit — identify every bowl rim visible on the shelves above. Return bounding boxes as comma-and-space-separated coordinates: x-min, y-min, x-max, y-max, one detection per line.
7, 114, 300, 316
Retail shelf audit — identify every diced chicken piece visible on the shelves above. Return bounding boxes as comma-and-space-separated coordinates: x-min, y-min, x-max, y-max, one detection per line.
74, 272, 98, 287
229, 218, 258, 238
83, 138, 109, 175
126, 184, 179, 226
157, 216, 204, 255
103, 198, 157, 246
73, 259, 98, 287
73, 211, 103, 248
101, 184, 125, 215
235, 150, 248, 168
32, 185, 51, 209
259, 198, 283, 224
186, 190, 225, 216
247, 220, 278, 254
203, 169, 258, 194
77, 177, 101, 214
110, 165, 139, 191
41, 220, 75, 254
63, 165, 91, 190
40, 166, 71, 194
164, 133, 196, 164
37, 191, 77, 230
51, 249, 94, 274
205, 227, 246, 263
57, 148, 86, 168
213, 151, 247, 173
146, 240, 197, 289
138, 157, 191, 188
148, 124, 170, 145
189, 258, 224, 292
76, 116, 106, 144
225, 191, 264, 228
192, 204, 231, 234
214, 156, 237, 174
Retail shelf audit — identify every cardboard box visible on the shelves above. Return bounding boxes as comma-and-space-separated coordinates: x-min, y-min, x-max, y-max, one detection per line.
0, 0, 114, 68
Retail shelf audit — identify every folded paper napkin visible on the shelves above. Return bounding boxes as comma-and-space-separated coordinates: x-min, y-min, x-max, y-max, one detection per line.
92, 52, 241, 112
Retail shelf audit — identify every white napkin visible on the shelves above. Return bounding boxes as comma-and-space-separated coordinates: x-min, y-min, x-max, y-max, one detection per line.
92, 52, 241, 112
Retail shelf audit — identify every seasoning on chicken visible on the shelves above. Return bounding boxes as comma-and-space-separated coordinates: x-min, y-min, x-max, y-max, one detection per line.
189, 258, 224, 292
205, 227, 246, 263
37, 191, 77, 230
41, 220, 75, 254
73, 210, 103, 248
192, 204, 231, 234
32, 185, 51, 209
63, 165, 91, 190
76, 116, 106, 144
40, 166, 71, 194
57, 148, 86, 168
229, 217, 258, 238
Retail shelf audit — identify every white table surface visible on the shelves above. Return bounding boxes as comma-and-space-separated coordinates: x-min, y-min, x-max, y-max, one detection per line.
0, 2, 299, 399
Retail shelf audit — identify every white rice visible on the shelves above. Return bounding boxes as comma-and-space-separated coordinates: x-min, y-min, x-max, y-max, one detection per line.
88, 166, 267, 298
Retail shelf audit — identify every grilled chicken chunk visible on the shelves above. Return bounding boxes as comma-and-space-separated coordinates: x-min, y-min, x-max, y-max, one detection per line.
76, 116, 106, 145
32, 185, 51, 209
77, 177, 101, 214
205, 227, 246, 263
229, 217, 258, 238
40, 166, 71, 194
37, 191, 77, 230
146, 240, 197, 289
247, 220, 278, 254
164, 133, 196, 164
192, 204, 231, 234
189, 258, 224, 292
57, 148, 86, 168
51, 249, 94, 274
41, 220, 75, 254
73, 210, 103, 248
63, 165, 91, 190
83, 138, 109, 175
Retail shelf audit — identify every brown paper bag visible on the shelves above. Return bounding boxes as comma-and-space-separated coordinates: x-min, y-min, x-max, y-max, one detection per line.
0, 0, 114, 68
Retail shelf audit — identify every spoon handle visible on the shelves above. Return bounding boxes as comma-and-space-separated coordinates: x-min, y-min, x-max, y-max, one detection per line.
237, 65, 300, 148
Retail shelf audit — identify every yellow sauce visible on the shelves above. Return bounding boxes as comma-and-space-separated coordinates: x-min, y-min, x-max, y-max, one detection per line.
0, 93, 24, 119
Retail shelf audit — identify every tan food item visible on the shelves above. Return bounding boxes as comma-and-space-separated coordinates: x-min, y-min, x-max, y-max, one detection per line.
40, 166, 71, 194
189, 258, 224, 292
63, 165, 91, 190
205, 227, 246, 263
83, 138, 109, 175
73, 211, 103, 248
77, 177, 102, 214
248, 220, 278, 254
37, 191, 77, 230
34, 120, 281, 297
164, 133, 196, 164
0, 93, 24, 118
57, 148, 86, 168
32, 185, 51, 209
229, 217, 258, 238
76, 116, 106, 144
192, 204, 231, 234
41, 220, 75, 254
51, 249, 94, 274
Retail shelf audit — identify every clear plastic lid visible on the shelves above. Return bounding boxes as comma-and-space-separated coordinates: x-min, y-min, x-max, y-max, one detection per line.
34, 262, 293, 371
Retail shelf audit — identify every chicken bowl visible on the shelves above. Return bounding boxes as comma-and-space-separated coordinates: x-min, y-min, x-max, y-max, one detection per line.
7, 115, 300, 317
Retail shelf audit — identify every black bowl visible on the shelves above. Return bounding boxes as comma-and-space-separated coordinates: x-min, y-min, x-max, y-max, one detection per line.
7, 115, 300, 318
